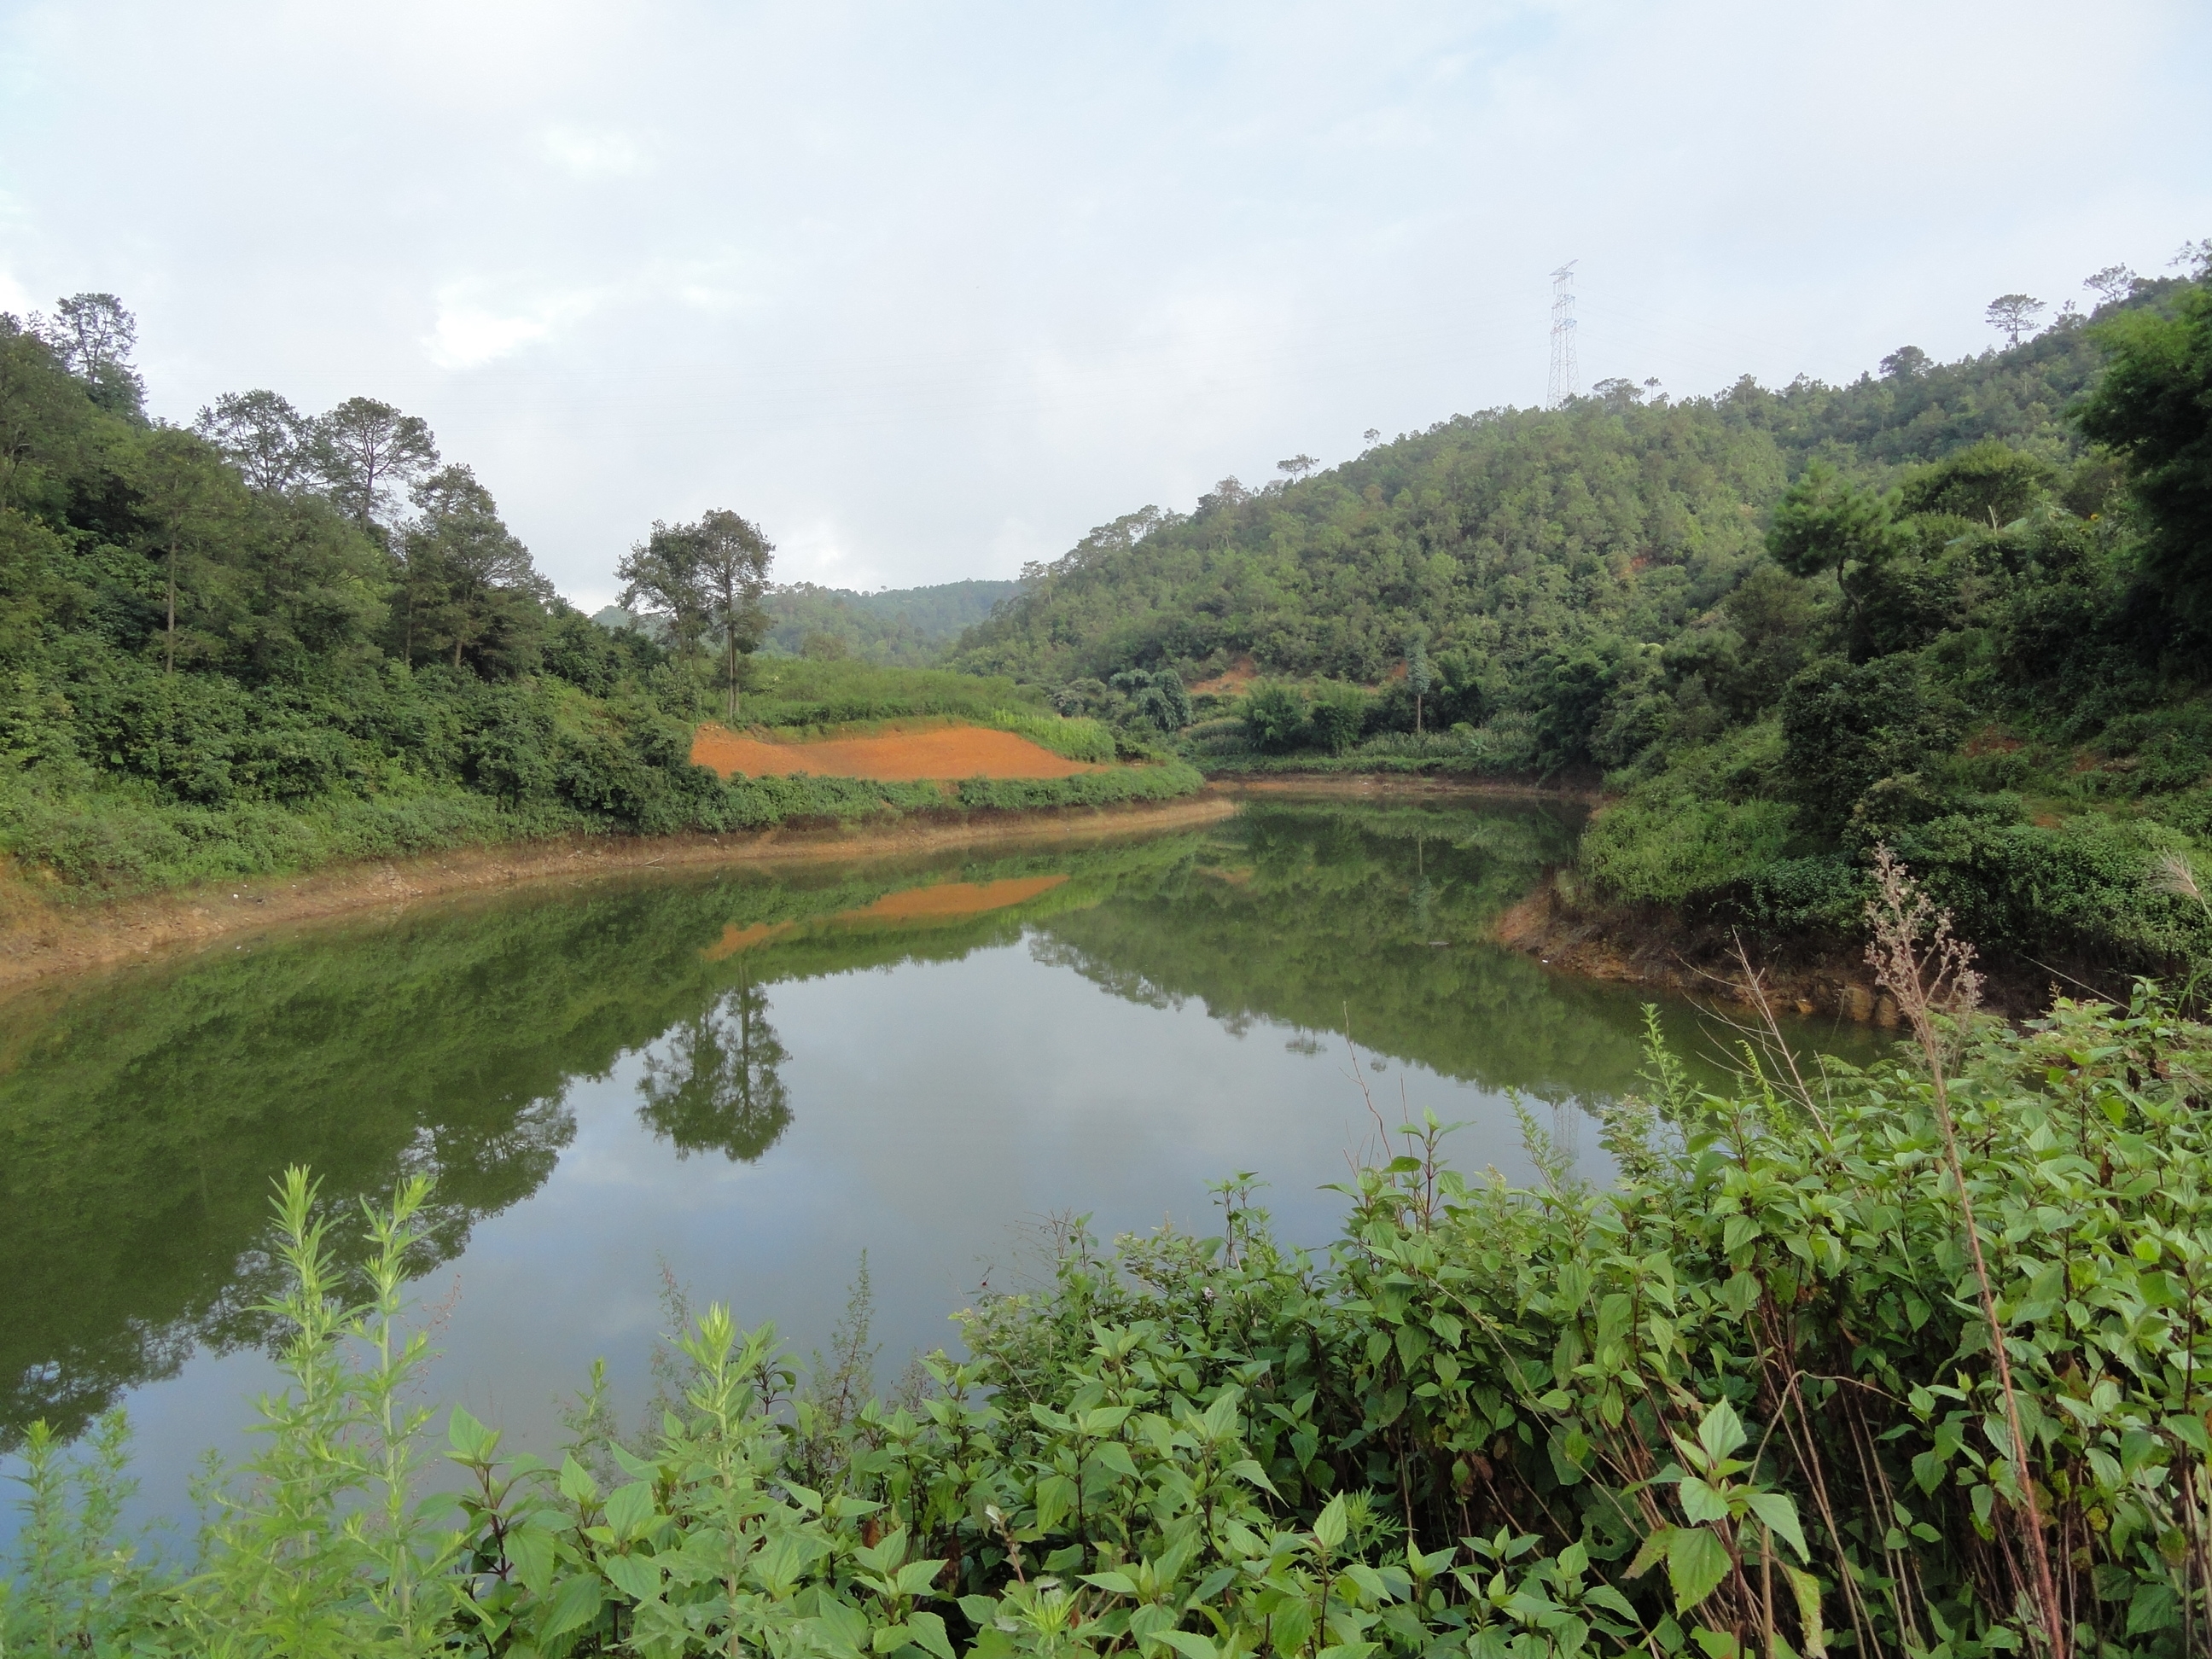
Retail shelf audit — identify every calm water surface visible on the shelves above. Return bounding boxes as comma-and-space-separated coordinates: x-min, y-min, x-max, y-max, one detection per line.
0, 793, 1880, 1538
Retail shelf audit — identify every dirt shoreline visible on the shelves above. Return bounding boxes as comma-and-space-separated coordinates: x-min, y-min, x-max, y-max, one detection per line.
0, 794, 1237, 994
1487, 881, 2108, 1024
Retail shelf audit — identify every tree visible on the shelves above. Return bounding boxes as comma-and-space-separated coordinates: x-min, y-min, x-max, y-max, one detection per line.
1277, 454, 1318, 480
617, 520, 710, 681
312, 398, 439, 531
1985, 294, 2046, 346
2075, 278, 2212, 610
635, 981, 791, 1162
1767, 461, 1893, 584
1307, 682, 1366, 754
1406, 629, 1433, 735
400, 465, 542, 672
1878, 346, 1929, 380
130, 429, 242, 673
1109, 667, 1190, 733
0, 314, 93, 507
692, 509, 774, 719
1897, 438, 2053, 526
1242, 683, 1305, 752
33, 293, 144, 418
195, 391, 313, 493
2083, 265, 2138, 309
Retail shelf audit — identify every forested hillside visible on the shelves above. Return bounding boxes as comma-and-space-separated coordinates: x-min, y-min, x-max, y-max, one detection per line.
761, 579, 1016, 663
958, 252, 2212, 975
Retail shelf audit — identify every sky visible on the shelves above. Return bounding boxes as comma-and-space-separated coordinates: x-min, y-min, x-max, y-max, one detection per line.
1, 1, 2207, 609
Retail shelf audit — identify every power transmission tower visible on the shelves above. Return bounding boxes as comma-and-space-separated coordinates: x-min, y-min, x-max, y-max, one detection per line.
1547, 261, 1579, 409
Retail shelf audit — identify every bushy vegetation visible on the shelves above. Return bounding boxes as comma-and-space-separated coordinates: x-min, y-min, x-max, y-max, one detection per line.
9, 876, 2210, 1656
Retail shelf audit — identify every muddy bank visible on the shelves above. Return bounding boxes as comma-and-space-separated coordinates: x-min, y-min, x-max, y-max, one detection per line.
0, 794, 1237, 993
1490, 880, 2094, 1025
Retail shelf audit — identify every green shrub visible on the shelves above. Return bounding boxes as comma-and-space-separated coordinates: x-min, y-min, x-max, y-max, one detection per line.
1581, 794, 1794, 904
985, 708, 1118, 765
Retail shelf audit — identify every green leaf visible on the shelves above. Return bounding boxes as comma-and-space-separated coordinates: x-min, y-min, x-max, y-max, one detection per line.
1667, 1528, 1732, 1615
446, 1405, 499, 1464
603, 1480, 655, 1541
1627, 1524, 1676, 1580
1083, 1570, 1140, 1594
557, 1453, 600, 1508
1313, 1493, 1349, 1551
602, 1551, 662, 1604
1227, 1457, 1282, 1498
1781, 1562, 1826, 1657
506, 1524, 556, 1597
1697, 1400, 1748, 1464
894, 1558, 947, 1598
1679, 1478, 1730, 1525
1033, 1476, 1075, 1537
1156, 1631, 1220, 1659
908, 1610, 958, 1659
538, 1573, 604, 1640
1746, 1491, 1808, 1562
2128, 1580, 2180, 1635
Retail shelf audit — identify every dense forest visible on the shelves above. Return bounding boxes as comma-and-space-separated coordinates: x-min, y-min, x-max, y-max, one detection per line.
956, 249, 2212, 975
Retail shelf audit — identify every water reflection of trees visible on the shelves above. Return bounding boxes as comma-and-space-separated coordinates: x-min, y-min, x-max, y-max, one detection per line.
636, 980, 792, 1162
0, 841, 1190, 1447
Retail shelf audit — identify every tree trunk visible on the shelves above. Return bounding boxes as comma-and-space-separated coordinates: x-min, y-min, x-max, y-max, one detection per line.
165, 548, 177, 674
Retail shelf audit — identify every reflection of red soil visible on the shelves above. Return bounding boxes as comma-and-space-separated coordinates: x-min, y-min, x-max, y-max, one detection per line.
691, 723, 1100, 781
700, 874, 1069, 961
842, 874, 1067, 923
702, 920, 797, 961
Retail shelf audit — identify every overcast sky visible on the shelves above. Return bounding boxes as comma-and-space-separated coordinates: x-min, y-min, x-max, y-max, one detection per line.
2, 1, 2207, 608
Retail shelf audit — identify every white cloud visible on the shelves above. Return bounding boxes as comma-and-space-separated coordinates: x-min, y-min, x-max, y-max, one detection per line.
541, 124, 650, 180
425, 288, 597, 370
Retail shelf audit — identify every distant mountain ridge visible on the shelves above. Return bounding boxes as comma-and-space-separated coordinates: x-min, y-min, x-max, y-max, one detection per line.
596, 578, 1018, 667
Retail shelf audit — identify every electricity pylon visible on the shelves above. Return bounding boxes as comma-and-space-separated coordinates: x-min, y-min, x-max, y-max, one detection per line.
1547, 262, 1579, 409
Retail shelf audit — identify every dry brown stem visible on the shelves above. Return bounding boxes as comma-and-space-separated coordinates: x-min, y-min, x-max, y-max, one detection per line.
1864, 845, 2064, 1657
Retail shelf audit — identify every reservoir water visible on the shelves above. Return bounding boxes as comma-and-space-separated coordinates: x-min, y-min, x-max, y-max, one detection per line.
0, 791, 1879, 1540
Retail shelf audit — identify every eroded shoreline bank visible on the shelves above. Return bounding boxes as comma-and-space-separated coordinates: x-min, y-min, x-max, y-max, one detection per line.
0, 795, 1237, 994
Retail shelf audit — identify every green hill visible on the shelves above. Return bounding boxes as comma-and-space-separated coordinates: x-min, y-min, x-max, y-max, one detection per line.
953, 257, 2212, 977
597, 579, 1017, 667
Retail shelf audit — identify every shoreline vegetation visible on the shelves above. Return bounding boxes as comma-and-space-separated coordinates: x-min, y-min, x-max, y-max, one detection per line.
8, 869, 2212, 1656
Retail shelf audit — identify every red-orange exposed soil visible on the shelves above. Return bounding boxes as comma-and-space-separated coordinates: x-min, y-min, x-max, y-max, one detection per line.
1188, 657, 1258, 696
691, 723, 1101, 781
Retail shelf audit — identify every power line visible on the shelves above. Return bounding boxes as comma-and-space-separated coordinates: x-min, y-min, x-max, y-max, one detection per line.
1547, 260, 1578, 409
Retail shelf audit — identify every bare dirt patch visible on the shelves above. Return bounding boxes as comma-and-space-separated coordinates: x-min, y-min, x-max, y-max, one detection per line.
691, 722, 1101, 781
1188, 657, 1258, 696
